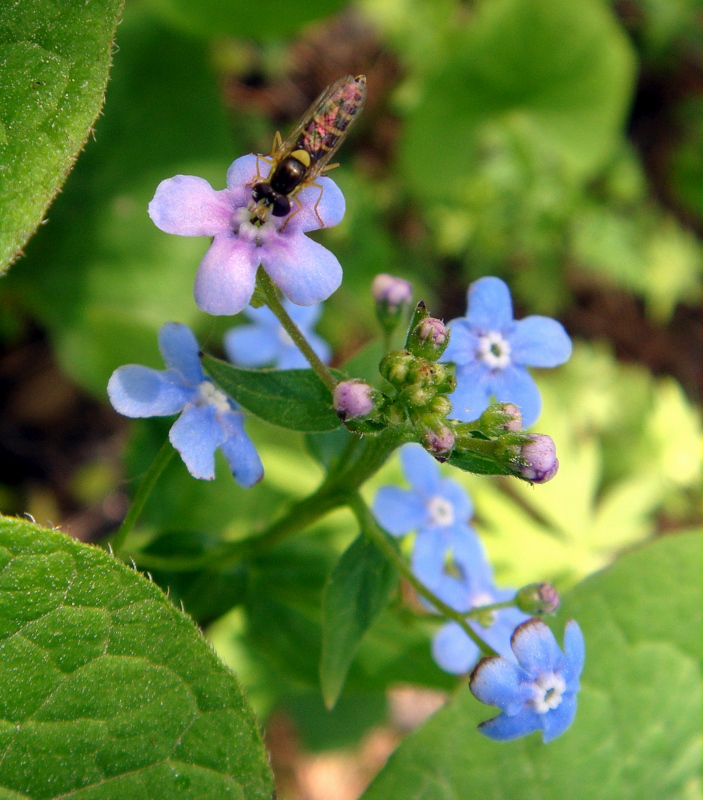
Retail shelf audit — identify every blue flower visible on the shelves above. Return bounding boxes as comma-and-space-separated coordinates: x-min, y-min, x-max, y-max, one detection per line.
373, 444, 488, 609
470, 618, 585, 743
224, 300, 330, 370
430, 558, 529, 674
107, 323, 263, 485
443, 277, 572, 428
148, 155, 346, 316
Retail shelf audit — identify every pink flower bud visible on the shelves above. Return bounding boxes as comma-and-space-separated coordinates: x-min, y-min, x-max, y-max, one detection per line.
333, 380, 377, 421
519, 434, 559, 483
372, 274, 413, 310
421, 425, 456, 459
416, 317, 447, 345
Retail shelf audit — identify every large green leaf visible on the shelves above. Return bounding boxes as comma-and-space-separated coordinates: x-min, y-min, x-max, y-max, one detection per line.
320, 532, 398, 708
361, 532, 701, 800
0, 0, 123, 271
203, 354, 342, 432
0, 515, 274, 800
401, 0, 636, 200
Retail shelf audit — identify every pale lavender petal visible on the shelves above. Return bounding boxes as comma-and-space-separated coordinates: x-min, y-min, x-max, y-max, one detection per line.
466, 277, 514, 333
224, 325, 280, 368
542, 694, 578, 742
193, 234, 259, 316
226, 154, 269, 207
432, 623, 481, 675
169, 404, 225, 481
478, 709, 541, 741
148, 176, 234, 236
158, 323, 203, 386
262, 232, 342, 306
562, 620, 585, 692
372, 487, 426, 535
508, 316, 572, 367
490, 365, 542, 428
286, 299, 324, 329
219, 411, 264, 488
443, 319, 480, 366
450, 363, 493, 422
400, 443, 442, 495
108, 366, 192, 418
511, 619, 562, 677
469, 656, 533, 713
290, 177, 346, 233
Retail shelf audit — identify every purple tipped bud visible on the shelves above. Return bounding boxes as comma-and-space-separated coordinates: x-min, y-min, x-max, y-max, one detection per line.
407, 317, 450, 361
333, 380, 378, 421
372, 274, 413, 309
518, 434, 559, 483
516, 583, 560, 615
479, 402, 523, 434
420, 424, 456, 459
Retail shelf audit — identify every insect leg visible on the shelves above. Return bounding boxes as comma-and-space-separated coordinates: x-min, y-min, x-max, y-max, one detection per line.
311, 182, 326, 227
280, 195, 302, 233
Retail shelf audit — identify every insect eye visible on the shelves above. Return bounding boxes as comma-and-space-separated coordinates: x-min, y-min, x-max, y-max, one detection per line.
252, 183, 273, 202
272, 196, 291, 217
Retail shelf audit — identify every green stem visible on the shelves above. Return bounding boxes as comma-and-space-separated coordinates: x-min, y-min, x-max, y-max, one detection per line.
110, 439, 176, 555
256, 267, 337, 393
348, 493, 498, 657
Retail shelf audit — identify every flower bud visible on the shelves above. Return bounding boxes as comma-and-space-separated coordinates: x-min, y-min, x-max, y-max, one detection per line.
401, 384, 436, 408
479, 402, 523, 434
407, 317, 450, 361
379, 350, 415, 385
429, 394, 452, 417
518, 434, 559, 483
419, 421, 456, 459
515, 583, 560, 616
372, 274, 413, 332
333, 380, 379, 421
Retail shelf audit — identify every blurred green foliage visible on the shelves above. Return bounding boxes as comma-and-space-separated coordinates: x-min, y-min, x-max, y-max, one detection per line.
0, 0, 700, 773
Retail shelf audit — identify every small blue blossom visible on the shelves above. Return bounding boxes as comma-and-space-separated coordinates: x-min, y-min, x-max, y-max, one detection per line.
470, 618, 585, 743
107, 323, 263, 485
148, 155, 346, 316
430, 555, 529, 674
224, 300, 330, 370
443, 277, 572, 428
373, 444, 488, 609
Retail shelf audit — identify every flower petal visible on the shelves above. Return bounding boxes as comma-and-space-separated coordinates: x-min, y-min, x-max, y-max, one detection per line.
449, 362, 493, 422
193, 233, 259, 316
372, 487, 427, 535
437, 479, 473, 524
562, 620, 585, 692
510, 618, 563, 677
285, 299, 324, 329
262, 232, 342, 306
400, 443, 442, 495
291, 177, 346, 232
108, 366, 192, 417
477, 709, 542, 741
466, 277, 514, 333
432, 622, 480, 675
158, 323, 203, 386
224, 325, 280, 368
169, 404, 225, 481
242, 303, 279, 328
469, 656, 533, 714
443, 319, 480, 366
227, 154, 269, 206
148, 175, 234, 236
508, 316, 573, 367
219, 411, 264, 488
542, 693, 578, 742
490, 364, 542, 428
277, 331, 330, 370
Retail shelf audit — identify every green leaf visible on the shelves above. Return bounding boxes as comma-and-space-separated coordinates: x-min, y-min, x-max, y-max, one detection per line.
145, 0, 349, 40
360, 532, 701, 800
320, 533, 398, 708
202, 354, 342, 433
401, 0, 636, 201
0, 0, 123, 271
0, 515, 274, 800
448, 447, 514, 477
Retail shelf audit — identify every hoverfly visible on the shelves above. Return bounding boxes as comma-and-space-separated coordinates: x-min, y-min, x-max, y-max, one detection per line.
250, 74, 367, 226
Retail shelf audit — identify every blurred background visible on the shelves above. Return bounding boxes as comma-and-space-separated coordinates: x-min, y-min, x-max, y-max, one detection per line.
0, 0, 700, 797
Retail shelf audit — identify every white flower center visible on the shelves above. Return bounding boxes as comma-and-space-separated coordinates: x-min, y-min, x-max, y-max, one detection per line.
198, 381, 231, 413
277, 326, 294, 347
427, 495, 455, 527
471, 591, 496, 627
477, 332, 512, 370
233, 206, 277, 247
532, 673, 566, 714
